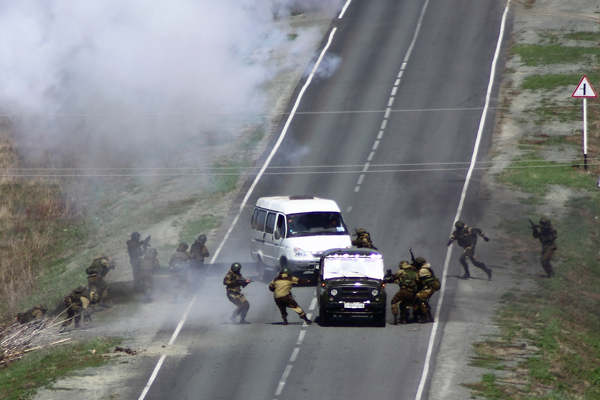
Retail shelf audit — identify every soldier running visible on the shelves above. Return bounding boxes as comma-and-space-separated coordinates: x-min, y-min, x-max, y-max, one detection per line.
413, 257, 440, 323
223, 263, 251, 324
126, 231, 151, 291
530, 217, 557, 277
61, 286, 92, 330
86, 255, 116, 307
447, 220, 492, 279
269, 267, 312, 325
169, 242, 190, 302
386, 260, 419, 325
140, 248, 161, 303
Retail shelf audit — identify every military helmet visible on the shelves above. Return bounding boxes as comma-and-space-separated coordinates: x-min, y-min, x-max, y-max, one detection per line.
414, 257, 426, 266
455, 220, 465, 229
356, 228, 367, 235
131, 231, 141, 240
231, 262, 242, 273
197, 234, 207, 243
399, 260, 411, 269
148, 248, 158, 257
281, 266, 291, 275
93, 254, 103, 260
177, 242, 189, 251
539, 217, 550, 225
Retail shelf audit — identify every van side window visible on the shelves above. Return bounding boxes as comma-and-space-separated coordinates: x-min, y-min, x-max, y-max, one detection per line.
265, 212, 276, 234
255, 210, 267, 232
251, 208, 260, 230
276, 214, 285, 238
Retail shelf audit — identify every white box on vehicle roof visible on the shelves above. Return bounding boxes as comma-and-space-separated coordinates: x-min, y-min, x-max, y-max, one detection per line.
250, 196, 352, 280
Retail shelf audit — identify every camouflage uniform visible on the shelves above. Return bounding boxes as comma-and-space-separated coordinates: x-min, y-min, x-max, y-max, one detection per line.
387, 261, 419, 325
269, 270, 311, 325
223, 264, 251, 324
447, 221, 492, 279
86, 255, 116, 307
17, 304, 47, 324
532, 218, 557, 277
61, 286, 92, 329
140, 248, 160, 303
413, 259, 440, 323
189, 235, 210, 285
169, 243, 190, 302
126, 232, 150, 291
352, 228, 378, 250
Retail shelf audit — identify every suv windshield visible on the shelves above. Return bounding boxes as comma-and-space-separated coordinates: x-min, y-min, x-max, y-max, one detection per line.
287, 212, 347, 238
322, 253, 384, 280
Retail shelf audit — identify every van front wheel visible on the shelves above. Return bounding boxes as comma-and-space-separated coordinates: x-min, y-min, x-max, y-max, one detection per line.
279, 258, 288, 272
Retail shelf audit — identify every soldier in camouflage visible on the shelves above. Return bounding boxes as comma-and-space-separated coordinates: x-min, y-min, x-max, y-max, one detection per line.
447, 220, 492, 280
140, 248, 161, 303
223, 263, 251, 324
86, 255, 116, 307
413, 257, 440, 323
386, 260, 419, 325
531, 217, 557, 277
126, 231, 151, 291
189, 234, 210, 285
169, 242, 190, 303
352, 228, 378, 250
269, 267, 311, 325
61, 286, 92, 330
17, 304, 47, 324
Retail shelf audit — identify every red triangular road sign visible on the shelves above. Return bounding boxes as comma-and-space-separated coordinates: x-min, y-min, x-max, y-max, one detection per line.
572, 76, 597, 98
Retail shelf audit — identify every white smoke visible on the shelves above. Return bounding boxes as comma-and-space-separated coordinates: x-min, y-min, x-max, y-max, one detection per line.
0, 0, 344, 168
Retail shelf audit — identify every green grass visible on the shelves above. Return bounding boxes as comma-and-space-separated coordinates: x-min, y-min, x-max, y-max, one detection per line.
206, 160, 246, 194
0, 337, 121, 400
510, 44, 600, 66
521, 74, 583, 90
496, 155, 595, 196
179, 214, 222, 244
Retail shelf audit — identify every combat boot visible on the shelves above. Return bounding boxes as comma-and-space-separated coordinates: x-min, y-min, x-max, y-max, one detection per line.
399, 317, 408, 325
302, 315, 312, 325
459, 265, 470, 279
479, 262, 492, 280
426, 310, 434, 323
282, 316, 288, 325
239, 317, 250, 324
230, 313, 237, 324
392, 315, 398, 325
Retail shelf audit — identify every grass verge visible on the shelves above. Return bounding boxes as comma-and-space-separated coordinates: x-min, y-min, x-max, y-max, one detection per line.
0, 337, 122, 400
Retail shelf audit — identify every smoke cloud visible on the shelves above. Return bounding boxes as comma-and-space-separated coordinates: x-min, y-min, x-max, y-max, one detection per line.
0, 0, 344, 168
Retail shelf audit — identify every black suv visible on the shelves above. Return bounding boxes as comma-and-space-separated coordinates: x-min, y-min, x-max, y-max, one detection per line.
317, 248, 387, 327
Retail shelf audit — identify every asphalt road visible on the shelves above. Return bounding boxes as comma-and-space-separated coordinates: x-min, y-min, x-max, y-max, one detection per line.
132, 0, 509, 399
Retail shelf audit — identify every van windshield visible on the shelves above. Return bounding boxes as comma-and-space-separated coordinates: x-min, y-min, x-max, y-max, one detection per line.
322, 253, 384, 280
286, 212, 347, 238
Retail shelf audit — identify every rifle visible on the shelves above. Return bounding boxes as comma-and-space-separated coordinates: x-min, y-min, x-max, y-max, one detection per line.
238, 279, 254, 287
142, 235, 152, 251
528, 219, 539, 231
409, 248, 415, 264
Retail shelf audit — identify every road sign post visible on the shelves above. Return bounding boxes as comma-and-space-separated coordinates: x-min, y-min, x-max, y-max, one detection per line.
572, 76, 597, 170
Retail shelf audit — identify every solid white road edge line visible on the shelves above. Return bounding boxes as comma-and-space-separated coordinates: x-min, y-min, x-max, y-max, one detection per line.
414, 1, 512, 399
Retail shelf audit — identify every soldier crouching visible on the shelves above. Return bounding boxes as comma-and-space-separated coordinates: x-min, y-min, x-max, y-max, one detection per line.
86, 255, 116, 308
386, 260, 419, 325
61, 286, 92, 330
412, 257, 440, 323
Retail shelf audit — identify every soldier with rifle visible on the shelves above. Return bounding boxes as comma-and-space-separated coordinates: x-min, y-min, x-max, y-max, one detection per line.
223, 263, 252, 324
384, 259, 419, 325
529, 217, 557, 277
411, 252, 440, 323
60, 286, 92, 331
352, 228, 378, 250
447, 220, 492, 280
86, 255, 116, 308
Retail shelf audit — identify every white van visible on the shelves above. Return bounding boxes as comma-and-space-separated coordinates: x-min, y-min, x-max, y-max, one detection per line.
250, 196, 352, 280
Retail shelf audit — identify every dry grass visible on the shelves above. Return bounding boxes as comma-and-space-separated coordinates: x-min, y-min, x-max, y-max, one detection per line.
0, 123, 86, 315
